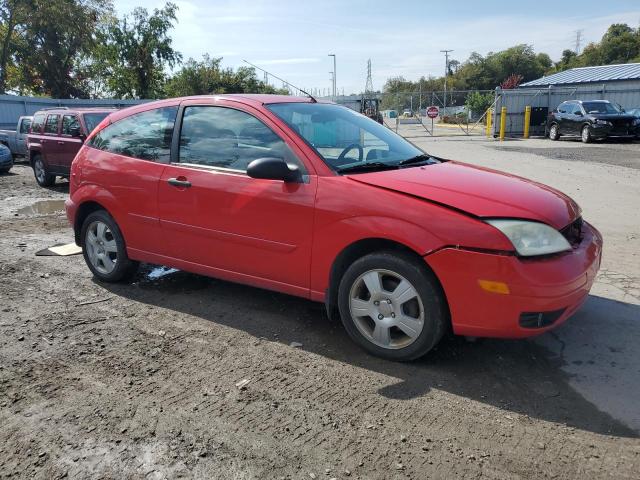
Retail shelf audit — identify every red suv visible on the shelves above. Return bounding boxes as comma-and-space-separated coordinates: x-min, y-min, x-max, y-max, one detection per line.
28, 107, 115, 186
65, 95, 602, 361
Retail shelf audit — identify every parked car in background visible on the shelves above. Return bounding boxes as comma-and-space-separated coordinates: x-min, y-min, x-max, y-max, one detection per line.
547, 100, 638, 143
0, 116, 32, 158
0, 143, 13, 173
65, 95, 602, 361
28, 107, 115, 187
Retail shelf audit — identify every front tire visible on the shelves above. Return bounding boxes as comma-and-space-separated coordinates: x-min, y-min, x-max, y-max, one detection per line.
32, 154, 55, 187
581, 125, 592, 143
548, 123, 560, 140
81, 210, 139, 282
337, 252, 447, 361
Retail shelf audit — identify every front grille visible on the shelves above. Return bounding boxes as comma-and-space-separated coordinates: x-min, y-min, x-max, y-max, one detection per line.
519, 309, 566, 329
560, 216, 583, 246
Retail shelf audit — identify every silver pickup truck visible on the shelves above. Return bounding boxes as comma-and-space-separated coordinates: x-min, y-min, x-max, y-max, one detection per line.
0, 116, 32, 157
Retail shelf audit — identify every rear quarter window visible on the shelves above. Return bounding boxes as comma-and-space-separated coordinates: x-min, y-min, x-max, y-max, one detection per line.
88, 107, 177, 162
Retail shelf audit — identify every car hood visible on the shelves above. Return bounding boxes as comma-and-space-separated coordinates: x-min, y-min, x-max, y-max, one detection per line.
347, 161, 581, 229
588, 113, 636, 121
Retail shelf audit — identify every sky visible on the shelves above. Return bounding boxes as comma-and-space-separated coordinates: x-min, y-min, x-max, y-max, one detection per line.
113, 0, 640, 95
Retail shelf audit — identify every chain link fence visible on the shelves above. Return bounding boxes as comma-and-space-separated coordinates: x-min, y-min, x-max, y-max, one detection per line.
377, 89, 495, 137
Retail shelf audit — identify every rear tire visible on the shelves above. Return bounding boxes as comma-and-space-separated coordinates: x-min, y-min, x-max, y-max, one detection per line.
581, 125, 592, 143
548, 123, 560, 140
32, 154, 55, 187
337, 251, 447, 361
81, 210, 139, 282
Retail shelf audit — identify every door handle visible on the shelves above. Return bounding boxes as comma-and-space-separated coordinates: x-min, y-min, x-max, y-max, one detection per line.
168, 177, 191, 188
57, 141, 65, 145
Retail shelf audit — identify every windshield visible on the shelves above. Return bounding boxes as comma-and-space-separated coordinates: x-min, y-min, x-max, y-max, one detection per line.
83, 112, 111, 134
266, 103, 427, 173
582, 102, 621, 114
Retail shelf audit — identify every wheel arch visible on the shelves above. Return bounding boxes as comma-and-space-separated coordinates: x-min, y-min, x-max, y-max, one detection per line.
324, 237, 448, 322
73, 200, 109, 246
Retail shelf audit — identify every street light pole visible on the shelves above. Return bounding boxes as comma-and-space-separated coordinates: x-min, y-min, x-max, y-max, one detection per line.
328, 54, 336, 99
440, 49, 453, 117
329, 71, 334, 99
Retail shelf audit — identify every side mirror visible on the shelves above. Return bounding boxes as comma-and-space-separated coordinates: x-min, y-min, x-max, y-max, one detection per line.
575, 111, 583, 117
247, 157, 301, 182
69, 126, 83, 138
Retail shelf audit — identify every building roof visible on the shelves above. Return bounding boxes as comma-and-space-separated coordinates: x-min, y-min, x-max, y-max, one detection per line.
520, 63, 640, 87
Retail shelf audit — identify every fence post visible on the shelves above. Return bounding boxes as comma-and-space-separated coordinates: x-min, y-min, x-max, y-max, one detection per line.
499, 106, 507, 141
485, 108, 492, 137
523, 105, 531, 139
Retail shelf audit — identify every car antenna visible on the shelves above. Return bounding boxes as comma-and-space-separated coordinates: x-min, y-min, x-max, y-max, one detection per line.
243, 59, 317, 103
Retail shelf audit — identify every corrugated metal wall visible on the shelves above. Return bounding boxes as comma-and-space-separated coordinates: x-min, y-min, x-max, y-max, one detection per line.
492, 81, 640, 137
0, 94, 148, 130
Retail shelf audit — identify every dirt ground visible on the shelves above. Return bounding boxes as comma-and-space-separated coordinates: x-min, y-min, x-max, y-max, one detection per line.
1, 135, 639, 479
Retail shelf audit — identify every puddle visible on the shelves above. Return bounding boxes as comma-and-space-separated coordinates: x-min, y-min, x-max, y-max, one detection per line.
17, 200, 66, 216
147, 266, 180, 280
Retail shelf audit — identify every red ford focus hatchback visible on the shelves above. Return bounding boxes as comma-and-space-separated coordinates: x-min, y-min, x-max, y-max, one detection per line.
65, 95, 602, 361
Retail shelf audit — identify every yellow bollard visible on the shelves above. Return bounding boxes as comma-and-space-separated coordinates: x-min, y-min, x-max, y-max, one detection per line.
499, 106, 507, 141
523, 105, 531, 139
485, 108, 492, 137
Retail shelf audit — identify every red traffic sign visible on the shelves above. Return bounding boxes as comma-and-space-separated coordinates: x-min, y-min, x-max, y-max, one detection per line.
426, 106, 439, 119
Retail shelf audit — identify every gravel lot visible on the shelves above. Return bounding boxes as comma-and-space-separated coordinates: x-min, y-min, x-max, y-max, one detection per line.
1, 134, 639, 479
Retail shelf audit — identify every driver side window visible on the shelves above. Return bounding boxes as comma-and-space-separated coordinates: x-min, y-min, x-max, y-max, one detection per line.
178, 106, 304, 173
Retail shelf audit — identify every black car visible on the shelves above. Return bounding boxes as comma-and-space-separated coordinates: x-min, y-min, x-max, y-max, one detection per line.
547, 100, 639, 143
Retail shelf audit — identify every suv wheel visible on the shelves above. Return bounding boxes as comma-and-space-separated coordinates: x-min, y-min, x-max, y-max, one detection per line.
81, 210, 139, 282
32, 155, 55, 187
337, 252, 447, 361
548, 123, 560, 140
581, 125, 592, 143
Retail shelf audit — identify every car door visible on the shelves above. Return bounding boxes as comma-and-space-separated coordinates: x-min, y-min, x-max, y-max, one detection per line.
58, 114, 84, 172
42, 113, 61, 168
568, 103, 584, 134
157, 101, 317, 297
85, 105, 179, 255
17, 117, 31, 155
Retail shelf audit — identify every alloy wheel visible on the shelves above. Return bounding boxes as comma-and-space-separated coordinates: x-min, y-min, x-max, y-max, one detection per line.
348, 269, 425, 349
85, 220, 118, 274
34, 158, 45, 183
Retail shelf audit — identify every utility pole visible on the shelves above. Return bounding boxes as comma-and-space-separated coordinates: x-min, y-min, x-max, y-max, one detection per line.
440, 49, 453, 117
328, 54, 336, 99
574, 29, 583, 54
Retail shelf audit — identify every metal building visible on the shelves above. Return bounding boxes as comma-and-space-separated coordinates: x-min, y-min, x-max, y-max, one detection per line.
493, 63, 640, 137
0, 94, 147, 130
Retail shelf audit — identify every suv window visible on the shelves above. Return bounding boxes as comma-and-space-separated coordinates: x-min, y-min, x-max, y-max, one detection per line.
44, 114, 59, 134
31, 113, 45, 133
83, 112, 111, 134
88, 107, 178, 162
19, 118, 31, 134
570, 104, 583, 115
178, 106, 302, 172
557, 102, 570, 113
61, 115, 80, 135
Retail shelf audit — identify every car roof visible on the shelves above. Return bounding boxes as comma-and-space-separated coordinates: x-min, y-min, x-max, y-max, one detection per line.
106, 94, 327, 123
35, 107, 118, 115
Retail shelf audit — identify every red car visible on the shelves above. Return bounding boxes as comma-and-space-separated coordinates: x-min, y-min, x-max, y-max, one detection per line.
65, 95, 602, 361
28, 107, 115, 186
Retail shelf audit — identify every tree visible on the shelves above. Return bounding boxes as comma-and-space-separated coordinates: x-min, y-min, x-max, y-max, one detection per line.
13, 0, 112, 98
465, 91, 493, 117
164, 54, 287, 97
99, 2, 181, 98
0, 0, 30, 93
